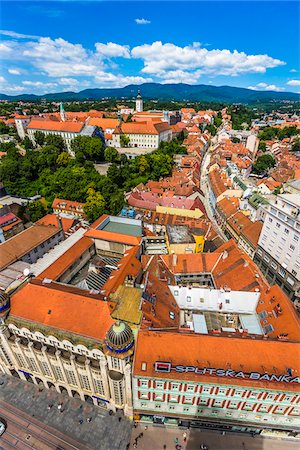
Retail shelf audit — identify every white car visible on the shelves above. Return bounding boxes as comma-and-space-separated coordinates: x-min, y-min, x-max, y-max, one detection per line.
0, 419, 6, 436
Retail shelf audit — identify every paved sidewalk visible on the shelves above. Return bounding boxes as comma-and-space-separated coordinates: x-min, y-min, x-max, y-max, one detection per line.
0, 374, 132, 450
129, 423, 300, 450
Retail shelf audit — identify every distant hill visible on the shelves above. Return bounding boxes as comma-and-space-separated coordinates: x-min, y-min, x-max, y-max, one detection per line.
0, 83, 299, 103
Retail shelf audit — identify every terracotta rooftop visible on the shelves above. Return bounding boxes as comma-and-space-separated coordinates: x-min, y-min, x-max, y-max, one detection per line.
113, 121, 171, 135
37, 214, 75, 233
101, 246, 142, 297
241, 220, 263, 247
88, 117, 119, 129
160, 253, 221, 275
27, 120, 84, 133
212, 240, 265, 292
52, 198, 84, 213
134, 330, 300, 391
10, 279, 114, 342
0, 224, 61, 271
38, 236, 94, 281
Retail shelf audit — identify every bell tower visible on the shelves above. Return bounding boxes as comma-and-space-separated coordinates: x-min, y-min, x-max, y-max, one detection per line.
135, 89, 143, 113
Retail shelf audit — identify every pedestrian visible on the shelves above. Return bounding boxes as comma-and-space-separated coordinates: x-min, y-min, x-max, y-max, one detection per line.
163, 446, 166, 449
175, 438, 179, 444
79, 419, 83, 425
183, 432, 187, 442
134, 422, 137, 428
118, 416, 122, 422
144, 426, 148, 430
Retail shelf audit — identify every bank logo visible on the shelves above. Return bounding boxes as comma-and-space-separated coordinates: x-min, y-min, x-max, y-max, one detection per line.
155, 362, 171, 373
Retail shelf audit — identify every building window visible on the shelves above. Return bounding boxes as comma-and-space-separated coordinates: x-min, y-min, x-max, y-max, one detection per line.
140, 380, 149, 388
266, 393, 276, 400
228, 401, 239, 409
274, 406, 286, 414
183, 407, 190, 412
187, 296, 191, 303
202, 386, 211, 394
155, 381, 164, 390
155, 404, 161, 409
234, 390, 245, 397
271, 262, 277, 270
186, 385, 195, 393
169, 405, 176, 411
293, 235, 299, 241
278, 267, 286, 277
171, 383, 180, 391
276, 223, 281, 229
284, 228, 289, 234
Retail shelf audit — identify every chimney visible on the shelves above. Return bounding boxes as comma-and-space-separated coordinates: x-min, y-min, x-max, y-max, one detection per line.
172, 253, 177, 268
222, 250, 228, 260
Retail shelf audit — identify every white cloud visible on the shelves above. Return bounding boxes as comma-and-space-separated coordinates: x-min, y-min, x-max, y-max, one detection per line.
95, 42, 130, 59
8, 68, 21, 75
290, 69, 297, 73
247, 82, 284, 92
0, 42, 14, 56
0, 30, 40, 39
0, 76, 6, 84
22, 80, 58, 90
287, 79, 300, 86
131, 41, 285, 78
58, 78, 80, 85
93, 72, 152, 87
135, 18, 151, 25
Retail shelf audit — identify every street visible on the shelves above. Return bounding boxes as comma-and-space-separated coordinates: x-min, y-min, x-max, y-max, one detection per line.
200, 141, 227, 242
0, 374, 132, 450
130, 423, 300, 450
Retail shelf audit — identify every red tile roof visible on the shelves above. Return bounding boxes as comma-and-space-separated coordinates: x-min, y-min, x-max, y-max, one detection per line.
10, 280, 114, 341
88, 118, 119, 129
27, 120, 84, 133
114, 121, 171, 135
134, 330, 300, 391
37, 214, 75, 232
52, 198, 84, 214
38, 236, 94, 281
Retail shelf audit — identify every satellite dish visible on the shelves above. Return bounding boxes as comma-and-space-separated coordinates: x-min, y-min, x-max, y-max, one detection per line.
23, 268, 30, 277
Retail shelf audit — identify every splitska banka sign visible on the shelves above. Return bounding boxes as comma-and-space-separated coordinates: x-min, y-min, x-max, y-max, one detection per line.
154, 362, 300, 384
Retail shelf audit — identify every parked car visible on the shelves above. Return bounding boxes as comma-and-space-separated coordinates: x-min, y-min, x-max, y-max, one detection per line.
0, 418, 6, 436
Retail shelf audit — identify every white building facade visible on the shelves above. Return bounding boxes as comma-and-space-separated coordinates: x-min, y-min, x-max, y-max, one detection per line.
254, 194, 300, 301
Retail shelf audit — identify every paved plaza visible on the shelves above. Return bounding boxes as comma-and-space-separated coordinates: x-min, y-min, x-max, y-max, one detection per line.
129, 423, 300, 450
0, 373, 132, 450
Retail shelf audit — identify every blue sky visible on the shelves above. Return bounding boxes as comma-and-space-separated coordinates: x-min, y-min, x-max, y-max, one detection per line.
1, 1, 299, 95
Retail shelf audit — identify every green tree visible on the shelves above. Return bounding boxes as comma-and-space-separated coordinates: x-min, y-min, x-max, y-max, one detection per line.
25, 200, 47, 222
34, 131, 45, 146
0, 121, 10, 134
56, 151, 71, 166
291, 138, 300, 153
252, 154, 276, 175
232, 137, 241, 143
24, 136, 33, 150
71, 136, 104, 161
45, 134, 65, 151
205, 124, 217, 136
258, 140, 267, 152
138, 156, 150, 175
104, 146, 119, 163
84, 187, 106, 222
120, 134, 130, 147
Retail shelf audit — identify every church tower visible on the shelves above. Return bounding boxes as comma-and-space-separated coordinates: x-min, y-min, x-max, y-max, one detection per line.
135, 89, 143, 113
60, 102, 66, 122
